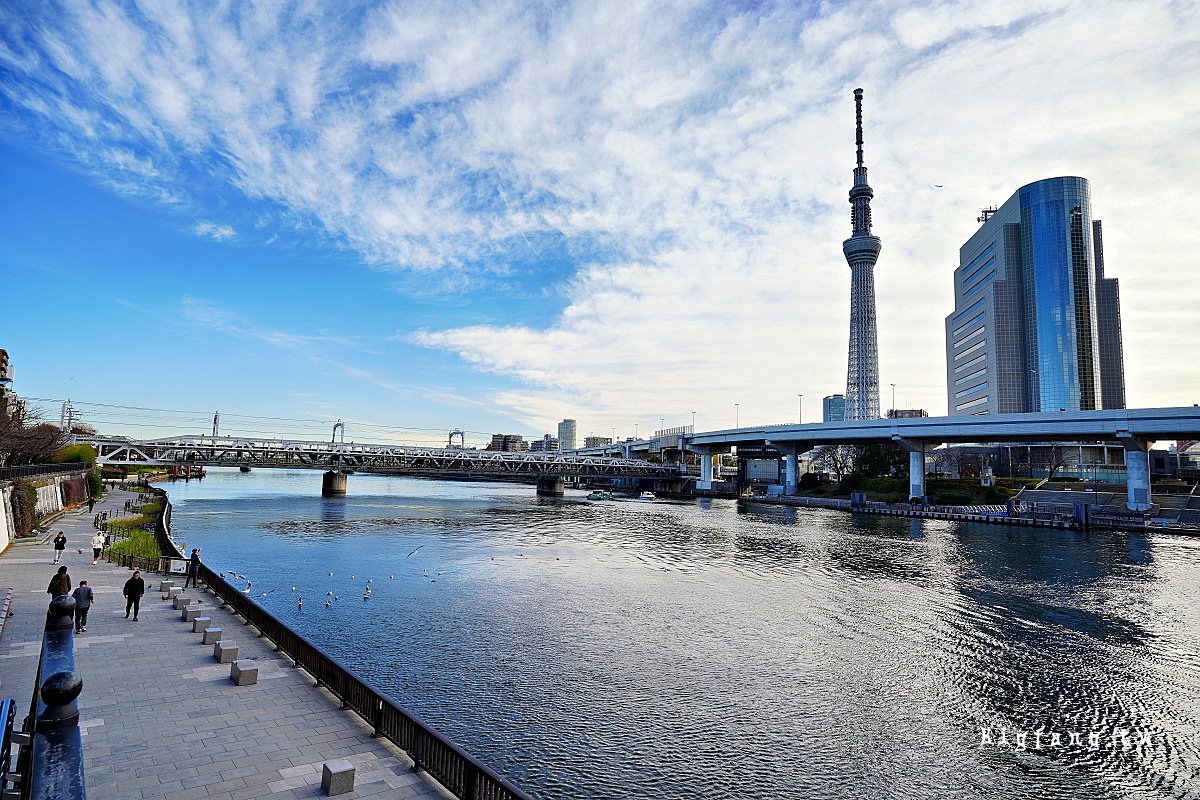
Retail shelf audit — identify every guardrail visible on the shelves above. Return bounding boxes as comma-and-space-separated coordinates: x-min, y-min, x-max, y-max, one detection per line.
197, 562, 532, 800
9, 596, 88, 800
0, 464, 88, 482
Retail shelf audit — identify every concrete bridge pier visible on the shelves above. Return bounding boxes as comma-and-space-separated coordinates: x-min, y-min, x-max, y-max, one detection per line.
321, 471, 347, 497
536, 476, 565, 497
893, 436, 936, 504
1120, 436, 1151, 511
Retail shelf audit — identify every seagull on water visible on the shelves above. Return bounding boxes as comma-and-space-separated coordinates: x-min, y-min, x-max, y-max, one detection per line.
259, 589, 275, 597
297, 596, 303, 609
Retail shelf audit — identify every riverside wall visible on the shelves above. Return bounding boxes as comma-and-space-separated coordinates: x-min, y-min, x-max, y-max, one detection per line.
0, 468, 89, 550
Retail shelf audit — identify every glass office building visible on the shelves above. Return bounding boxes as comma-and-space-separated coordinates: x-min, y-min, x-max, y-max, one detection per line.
944, 177, 1125, 415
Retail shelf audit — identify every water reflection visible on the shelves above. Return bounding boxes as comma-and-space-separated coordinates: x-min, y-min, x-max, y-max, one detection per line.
165, 470, 1200, 800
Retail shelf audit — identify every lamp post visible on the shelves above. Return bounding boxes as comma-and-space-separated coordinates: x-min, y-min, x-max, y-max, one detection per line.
634, 423, 639, 439
659, 417, 665, 435
890, 383, 896, 417
691, 411, 696, 431
735, 403, 740, 428
798, 394, 803, 424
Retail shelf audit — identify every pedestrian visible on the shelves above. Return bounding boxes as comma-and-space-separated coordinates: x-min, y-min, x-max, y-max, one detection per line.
71, 580, 94, 633
52, 531, 67, 564
183, 548, 202, 589
87, 496, 95, 513
91, 531, 105, 565
123, 570, 145, 621
47, 566, 71, 597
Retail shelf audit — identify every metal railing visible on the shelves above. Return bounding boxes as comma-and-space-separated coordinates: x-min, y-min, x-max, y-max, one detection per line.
0, 464, 88, 482
197, 563, 532, 800
10, 596, 87, 800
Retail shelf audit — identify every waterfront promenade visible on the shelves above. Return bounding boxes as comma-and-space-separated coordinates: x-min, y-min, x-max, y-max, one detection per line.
0, 489, 450, 799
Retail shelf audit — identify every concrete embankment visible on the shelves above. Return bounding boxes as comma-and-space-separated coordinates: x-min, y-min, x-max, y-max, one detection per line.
0, 466, 90, 550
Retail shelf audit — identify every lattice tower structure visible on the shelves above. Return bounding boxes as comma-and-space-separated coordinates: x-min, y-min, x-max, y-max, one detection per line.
842, 88, 882, 421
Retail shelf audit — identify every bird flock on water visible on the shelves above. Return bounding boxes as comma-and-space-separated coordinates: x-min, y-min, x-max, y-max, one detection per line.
223, 560, 447, 611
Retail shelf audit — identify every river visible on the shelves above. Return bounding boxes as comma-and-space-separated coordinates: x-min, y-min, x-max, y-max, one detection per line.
164, 468, 1200, 799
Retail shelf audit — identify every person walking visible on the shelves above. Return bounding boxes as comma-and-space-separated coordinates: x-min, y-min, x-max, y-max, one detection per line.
52, 531, 67, 564
183, 548, 202, 589
47, 566, 71, 597
71, 580, 94, 633
87, 496, 95, 513
90, 532, 105, 565
123, 570, 145, 621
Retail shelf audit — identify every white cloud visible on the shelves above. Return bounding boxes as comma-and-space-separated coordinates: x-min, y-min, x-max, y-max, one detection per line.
3, 1, 1199, 433
194, 221, 237, 241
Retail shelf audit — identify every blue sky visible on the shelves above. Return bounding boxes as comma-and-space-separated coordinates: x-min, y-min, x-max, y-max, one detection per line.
2, 0, 1199, 446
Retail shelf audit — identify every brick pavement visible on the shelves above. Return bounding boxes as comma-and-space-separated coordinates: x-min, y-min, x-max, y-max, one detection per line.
0, 488, 451, 799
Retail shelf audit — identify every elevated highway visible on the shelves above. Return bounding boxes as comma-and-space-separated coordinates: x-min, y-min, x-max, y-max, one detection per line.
577, 406, 1200, 510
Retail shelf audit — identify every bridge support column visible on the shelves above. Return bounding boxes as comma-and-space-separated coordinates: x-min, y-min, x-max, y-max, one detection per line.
909, 450, 926, 503
321, 471, 347, 497
536, 476, 564, 497
1124, 446, 1151, 512
699, 453, 714, 490
784, 452, 799, 495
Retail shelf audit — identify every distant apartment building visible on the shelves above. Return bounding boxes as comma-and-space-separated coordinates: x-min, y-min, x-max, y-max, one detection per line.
945, 176, 1125, 415
557, 419, 577, 451
528, 434, 561, 452
485, 434, 529, 452
822, 394, 846, 423
583, 436, 612, 448
886, 409, 929, 419
0, 348, 14, 416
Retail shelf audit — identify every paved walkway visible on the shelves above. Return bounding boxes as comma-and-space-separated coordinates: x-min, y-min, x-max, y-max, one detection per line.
0, 488, 451, 800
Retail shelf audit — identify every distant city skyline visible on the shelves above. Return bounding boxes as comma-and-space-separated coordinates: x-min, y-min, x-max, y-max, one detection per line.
2, 2, 1198, 443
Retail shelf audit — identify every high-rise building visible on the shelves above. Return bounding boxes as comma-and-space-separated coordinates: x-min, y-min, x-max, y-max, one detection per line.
822, 394, 846, 423
485, 434, 529, 452
944, 176, 1126, 415
557, 419, 577, 451
529, 434, 561, 452
842, 88, 882, 421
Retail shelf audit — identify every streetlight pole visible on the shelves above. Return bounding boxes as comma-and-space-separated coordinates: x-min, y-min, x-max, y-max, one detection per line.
890, 383, 896, 417
691, 411, 696, 431
735, 403, 740, 428
634, 423, 639, 439
798, 394, 803, 424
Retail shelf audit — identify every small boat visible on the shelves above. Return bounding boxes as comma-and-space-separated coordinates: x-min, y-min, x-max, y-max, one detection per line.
587, 490, 614, 501
639, 491, 656, 501
239, 465, 251, 473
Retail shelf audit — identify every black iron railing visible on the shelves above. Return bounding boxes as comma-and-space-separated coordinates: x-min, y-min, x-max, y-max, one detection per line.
11, 596, 87, 800
197, 563, 532, 800
0, 464, 88, 482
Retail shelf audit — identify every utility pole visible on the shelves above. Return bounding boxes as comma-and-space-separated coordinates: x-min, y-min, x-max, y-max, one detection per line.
213, 411, 220, 438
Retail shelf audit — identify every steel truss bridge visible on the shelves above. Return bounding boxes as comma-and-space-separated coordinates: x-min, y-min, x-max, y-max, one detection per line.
80, 434, 679, 481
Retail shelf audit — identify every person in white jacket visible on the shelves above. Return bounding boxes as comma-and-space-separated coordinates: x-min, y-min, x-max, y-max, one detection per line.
90, 532, 105, 565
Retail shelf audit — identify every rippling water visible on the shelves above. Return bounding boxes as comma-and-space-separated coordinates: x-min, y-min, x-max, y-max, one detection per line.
166, 469, 1200, 799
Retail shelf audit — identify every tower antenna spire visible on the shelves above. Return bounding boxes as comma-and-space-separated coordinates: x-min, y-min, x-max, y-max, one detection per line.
854, 87, 864, 167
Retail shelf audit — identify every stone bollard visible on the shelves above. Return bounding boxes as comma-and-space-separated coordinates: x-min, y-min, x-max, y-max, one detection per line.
159, 580, 175, 592
321, 760, 355, 796
213, 641, 239, 663
173, 595, 193, 610
202, 627, 223, 645
192, 617, 211, 633
165, 587, 182, 601
182, 606, 203, 623
230, 660, 258, 686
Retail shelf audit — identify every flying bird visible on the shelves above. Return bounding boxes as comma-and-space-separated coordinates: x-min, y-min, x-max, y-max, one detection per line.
259, 589, 276, 597
406, 546, 425, 559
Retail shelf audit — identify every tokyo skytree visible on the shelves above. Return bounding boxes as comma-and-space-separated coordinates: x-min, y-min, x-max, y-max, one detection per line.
842, 88, 882, 420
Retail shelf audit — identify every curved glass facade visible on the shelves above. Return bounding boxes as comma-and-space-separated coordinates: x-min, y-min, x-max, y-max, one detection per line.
1018, 177, 1101, 412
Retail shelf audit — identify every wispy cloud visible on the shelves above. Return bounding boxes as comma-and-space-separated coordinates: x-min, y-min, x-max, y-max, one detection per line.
194, 221, 236, 241
3, 1, 1199, 431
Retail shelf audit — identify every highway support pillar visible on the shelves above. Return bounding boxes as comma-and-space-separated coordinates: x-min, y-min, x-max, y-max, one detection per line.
1119, 435, 1152, 512
785, 452, 799, 495
536, 475, 565, 497
893, 436, 936, 504
321, 471, 347, 497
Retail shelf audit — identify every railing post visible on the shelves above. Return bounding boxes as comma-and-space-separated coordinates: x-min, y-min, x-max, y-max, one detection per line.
29, 595, 87, 799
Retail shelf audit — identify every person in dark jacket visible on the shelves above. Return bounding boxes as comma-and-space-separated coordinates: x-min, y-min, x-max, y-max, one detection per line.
123, 571, 145, 621
71, 581, 94, 633
47, 566, 71, 597
52, 531, 67, 564
183, 548, 202, 589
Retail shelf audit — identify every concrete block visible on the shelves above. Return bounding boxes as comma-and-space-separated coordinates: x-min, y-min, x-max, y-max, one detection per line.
158, 580, 175, 592
202, 627, 223, 645
173, 595, 193, 609
321, 759, 355, 796
192, 617, 211, 633
230, 659, 258, 686
165, 587, 182, 601
182, 606, 203, 622
213, 641, 239, 663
